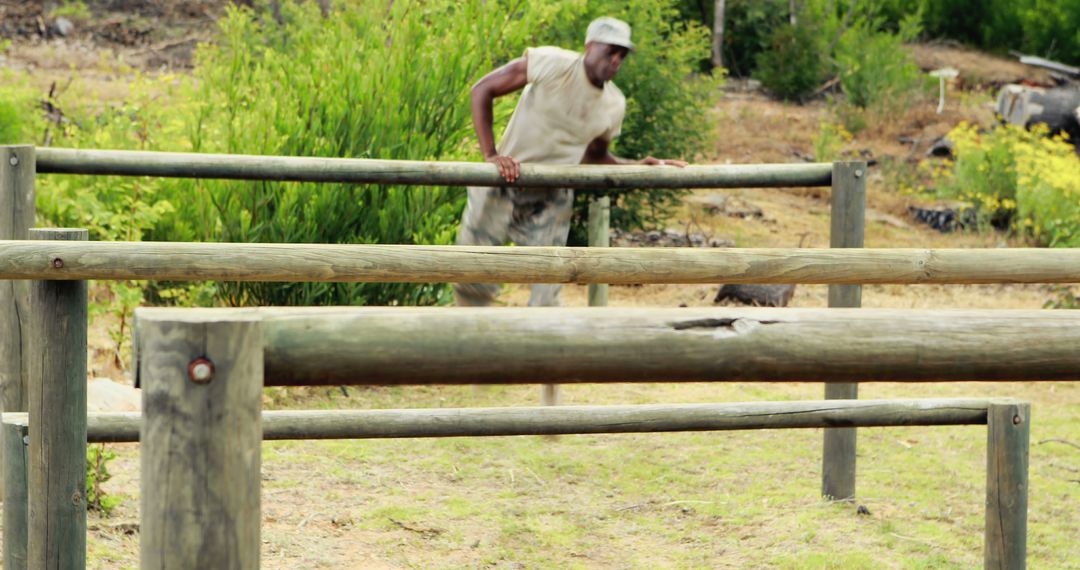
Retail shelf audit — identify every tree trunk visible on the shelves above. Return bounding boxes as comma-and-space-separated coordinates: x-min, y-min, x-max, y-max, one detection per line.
711, 0, 725, 70
996, 85, 1080, 141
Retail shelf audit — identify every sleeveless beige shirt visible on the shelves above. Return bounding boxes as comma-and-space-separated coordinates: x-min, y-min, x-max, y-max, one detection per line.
496, 46, 627, 165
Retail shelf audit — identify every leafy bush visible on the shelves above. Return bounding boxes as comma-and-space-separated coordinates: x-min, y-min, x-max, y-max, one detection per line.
1015, 0, 1080, 63
834, 14, 925, 113
148, 1, 514, 306
31, 0, 718, 306
754, 20, 829, 102
87, 444, 122, 516
50, 0, 92, 21
813, 121, 853, 162
879, 0, 1080, 64
34, 74, 180, 242
933, 123, 1080, 246
0, 71, 44, 145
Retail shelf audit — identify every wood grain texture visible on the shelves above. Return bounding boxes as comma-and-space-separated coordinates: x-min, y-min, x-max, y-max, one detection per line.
3, 416, 29, 570
36, 147, 833, 188
985, 400, 1030, 570
824, 161, 866, 501
139, 313, 262, 570
586, 196, 611, 306
4, 242, 1080, 284
129, 307, 1080, 386
27, 228, 87, 570
0, 399, 994, 443
0, 146, 35, 414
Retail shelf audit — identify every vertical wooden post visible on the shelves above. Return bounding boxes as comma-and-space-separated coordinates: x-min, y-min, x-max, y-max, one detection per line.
27, 228, 88, 570
985, 400, 1029, 570
139, 310, 263, 570
587, 195, 611, 307
822, 161, 865, 501
1, 145, 35, 415
3, 415, 30, 570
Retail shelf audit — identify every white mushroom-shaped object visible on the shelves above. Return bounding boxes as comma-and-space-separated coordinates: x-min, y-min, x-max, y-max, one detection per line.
930, 67, 959, 114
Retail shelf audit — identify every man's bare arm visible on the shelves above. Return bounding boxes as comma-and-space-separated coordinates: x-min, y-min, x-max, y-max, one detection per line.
582, 137, 689, 167
471, 58, 528, 182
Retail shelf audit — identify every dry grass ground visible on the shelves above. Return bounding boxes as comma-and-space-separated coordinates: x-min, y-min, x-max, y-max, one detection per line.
1, 24, 1078, 568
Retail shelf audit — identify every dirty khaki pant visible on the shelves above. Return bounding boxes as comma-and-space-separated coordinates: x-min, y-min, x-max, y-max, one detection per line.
454, 186, 574, 306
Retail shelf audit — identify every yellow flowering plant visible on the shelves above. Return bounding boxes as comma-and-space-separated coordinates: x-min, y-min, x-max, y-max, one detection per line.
934, 122, 1080, 247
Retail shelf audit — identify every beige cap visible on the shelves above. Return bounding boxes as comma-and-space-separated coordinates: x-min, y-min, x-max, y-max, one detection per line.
585, 17, 634, 51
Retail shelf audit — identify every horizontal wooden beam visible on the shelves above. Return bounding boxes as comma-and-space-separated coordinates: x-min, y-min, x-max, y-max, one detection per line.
133, 307, 1080, 386
1, 398, 1000, 442
3, 242, 1080, 284
34, 148, 833, 188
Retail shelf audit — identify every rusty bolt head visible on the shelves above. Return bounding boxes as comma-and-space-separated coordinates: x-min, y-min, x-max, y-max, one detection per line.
52, 258, 64, 269
188, 357, 215, 384
71, 491, 82, 505
1013, 414, 1023, 425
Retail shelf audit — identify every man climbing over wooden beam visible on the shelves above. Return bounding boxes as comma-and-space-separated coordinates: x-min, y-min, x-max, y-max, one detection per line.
455, 16, 688, 307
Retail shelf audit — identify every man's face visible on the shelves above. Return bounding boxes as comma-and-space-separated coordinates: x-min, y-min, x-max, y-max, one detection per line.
584, 42, 630, 84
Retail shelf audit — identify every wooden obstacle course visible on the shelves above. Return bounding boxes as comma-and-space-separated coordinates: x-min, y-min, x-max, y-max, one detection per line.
0, 144, 1051, 568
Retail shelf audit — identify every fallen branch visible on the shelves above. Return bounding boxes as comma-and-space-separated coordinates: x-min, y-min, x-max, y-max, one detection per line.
388, 517, 444, 538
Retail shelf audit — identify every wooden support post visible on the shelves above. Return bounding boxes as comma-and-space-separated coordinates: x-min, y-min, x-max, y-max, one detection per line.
587, 195, 611, 307
1, 145, 35, 414
27, 228, 88, 570
822, 161, 865, 501
985, 400, 1029, 570
3, 416, 30, 570
139, 311, 263, 569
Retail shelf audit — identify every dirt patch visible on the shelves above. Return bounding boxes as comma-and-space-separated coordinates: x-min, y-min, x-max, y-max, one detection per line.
1, 0, 224, 74
910, 42, 1053, 88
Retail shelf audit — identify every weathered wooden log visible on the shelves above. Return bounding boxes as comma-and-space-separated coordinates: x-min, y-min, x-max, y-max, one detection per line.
0, 145, 34, 570
996, 85, 1080, 140
35, 148, 833, 189
2, 417, 29, 570
0, 145, 35, 415
130, 307, 1080, 386
985, 400, 1030, 570
139, 311, 262, 569
824, 161, 865, 502
4, 242, 1080, 285
27, 229, 87, 570
0, 399, 996, 443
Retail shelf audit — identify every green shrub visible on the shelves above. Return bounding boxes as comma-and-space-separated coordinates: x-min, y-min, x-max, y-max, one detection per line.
0, 71, 43, 145
754, 20, 829, 102
933, 123, 1080, 246
50, 0, 92, 21
146, 1, 536, 306
1016, 0, 1080, 63
33, 0, 718, 306
34, 74, 180, 242
87, 444, 122, 516
879, 0, 1080, 64
834, 14, 925, 113
813, 121, 853, 162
